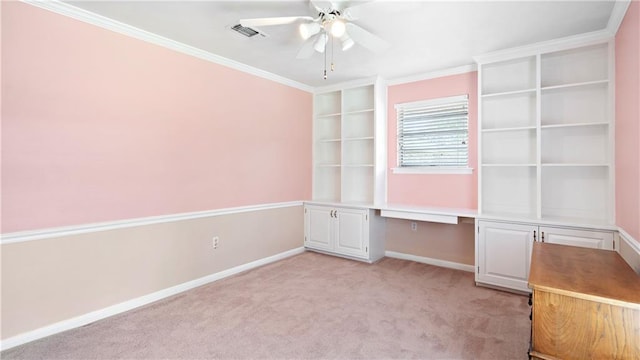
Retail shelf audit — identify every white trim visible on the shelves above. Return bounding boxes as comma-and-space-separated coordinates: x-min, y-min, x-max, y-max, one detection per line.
606, 0, 632, 36
313, 76, 382, 94
391, 167, 474, 175
21, 0, 313, 93
618, 227, 640, 273
1, 201, 303, 245
618, 228, 640, 253
0, 247, 305, 351
395, 94, 469, 110
473, 30, 612, 65
385, 251, 475, 273
386, 64, 477, 86
380, 210, 459, 225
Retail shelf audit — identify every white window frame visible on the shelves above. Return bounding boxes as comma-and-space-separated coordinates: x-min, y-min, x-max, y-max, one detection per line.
393, 94, 473, 175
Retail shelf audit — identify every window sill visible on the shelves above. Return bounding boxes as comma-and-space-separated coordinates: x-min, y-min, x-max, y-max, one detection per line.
392, 167, 474, 175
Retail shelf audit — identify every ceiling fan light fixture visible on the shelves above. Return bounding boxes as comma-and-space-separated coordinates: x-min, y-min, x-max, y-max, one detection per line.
314, 32, 329, 53
330, 19, 346, 37
341, 36, 355, 51
299, 22, 321, 40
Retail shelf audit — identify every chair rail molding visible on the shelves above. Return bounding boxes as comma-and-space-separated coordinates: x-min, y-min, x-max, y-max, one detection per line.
1, 201, 304, 245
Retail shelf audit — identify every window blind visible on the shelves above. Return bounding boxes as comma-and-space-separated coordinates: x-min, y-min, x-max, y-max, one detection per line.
396, 94, 469, 167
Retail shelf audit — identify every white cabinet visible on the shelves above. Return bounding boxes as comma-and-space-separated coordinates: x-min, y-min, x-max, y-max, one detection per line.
313, 79, 386, 205
539, 226, 613, 249
305, 206, 333, 252
476, 220, 615, 292
304, 204, 385, 263
477, 222, 536, 292
476, 41, 614, 225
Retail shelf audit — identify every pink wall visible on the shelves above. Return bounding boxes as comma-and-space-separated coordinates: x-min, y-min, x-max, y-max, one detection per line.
615, 0, 640, 243
387, 72, 478, 210
1, 2, 312, 233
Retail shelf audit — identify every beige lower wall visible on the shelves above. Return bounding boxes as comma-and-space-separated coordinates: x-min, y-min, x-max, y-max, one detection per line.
384, 218, 475, 266
1, 205, 303, 340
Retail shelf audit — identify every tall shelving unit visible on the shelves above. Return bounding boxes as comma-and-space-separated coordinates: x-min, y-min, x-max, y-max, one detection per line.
312, 78, 386, 206
306, 78, 387, 263
480, 55, 538, 219
477, 40, 613, 225
473, 38, 616, 293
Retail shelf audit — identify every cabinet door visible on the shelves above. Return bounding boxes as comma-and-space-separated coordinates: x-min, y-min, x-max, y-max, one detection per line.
304, 206, 333, 252
478, 221, 536, 292
334, 208, 369, 259
539, 226, 614, 250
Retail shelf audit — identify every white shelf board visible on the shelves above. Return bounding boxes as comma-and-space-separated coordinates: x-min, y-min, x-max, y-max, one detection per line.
343, 137, 374, 141
541, 79, 608, 92
540, 122, 608, 129
541, 163, 609, 167
477, 214, 617, 231
482, 88, 536, 98
343, 108, 374, 115
482, 163, 537, 167
318, 138, 341, 143
482, 126, 537, 133
315, 112, 341, 118
342, 164, 374, 167
316, 164, 341, 167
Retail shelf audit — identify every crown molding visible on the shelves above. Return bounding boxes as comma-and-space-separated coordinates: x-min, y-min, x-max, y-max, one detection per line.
606, 0, 632, 36
312, 75, 384, 94
386, 64, 477, 86
21, 0, 314, 93
473, 29, 613, 64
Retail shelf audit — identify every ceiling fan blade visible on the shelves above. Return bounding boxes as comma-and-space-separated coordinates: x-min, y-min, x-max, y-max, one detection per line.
296, 34, 320, 59
341, 2, 372, 20
240, 16, 313, 28
345, 22, 390, 53
310, 0, 334, 13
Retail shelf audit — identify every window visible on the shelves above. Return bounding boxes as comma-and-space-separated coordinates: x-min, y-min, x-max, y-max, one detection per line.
394, 94, 470, 174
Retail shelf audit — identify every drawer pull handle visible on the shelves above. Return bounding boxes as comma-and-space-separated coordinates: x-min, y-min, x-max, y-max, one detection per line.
533, 230, 537, 242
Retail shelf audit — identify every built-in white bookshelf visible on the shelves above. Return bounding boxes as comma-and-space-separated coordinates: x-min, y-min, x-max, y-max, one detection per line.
477, 40, 613, 224
312, 79, 386, 205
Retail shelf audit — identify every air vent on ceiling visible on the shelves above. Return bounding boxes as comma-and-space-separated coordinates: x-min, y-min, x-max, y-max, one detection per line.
231, 24, 260, 37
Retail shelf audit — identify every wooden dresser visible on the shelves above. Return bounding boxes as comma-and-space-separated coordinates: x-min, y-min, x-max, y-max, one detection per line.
528, 242, 640, 360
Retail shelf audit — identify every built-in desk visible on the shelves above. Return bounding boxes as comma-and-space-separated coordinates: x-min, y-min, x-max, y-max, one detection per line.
378, 204, 476, 224
528, 242, 640, 359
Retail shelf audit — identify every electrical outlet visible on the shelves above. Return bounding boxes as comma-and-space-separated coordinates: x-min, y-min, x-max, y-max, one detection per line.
212, 236, 219, 249
411, 222, 417, 231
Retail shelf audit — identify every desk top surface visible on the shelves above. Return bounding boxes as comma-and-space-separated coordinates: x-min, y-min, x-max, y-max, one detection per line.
529, 242, 640, 307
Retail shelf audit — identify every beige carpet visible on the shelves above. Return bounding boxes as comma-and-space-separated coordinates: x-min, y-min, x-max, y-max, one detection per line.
2, 251, 531, 359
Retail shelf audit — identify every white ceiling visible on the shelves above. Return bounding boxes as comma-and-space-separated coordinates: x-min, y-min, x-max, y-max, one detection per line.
63, 1, 617, 88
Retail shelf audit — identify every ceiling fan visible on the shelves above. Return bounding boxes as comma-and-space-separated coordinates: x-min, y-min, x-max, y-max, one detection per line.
239, 0, 390, 60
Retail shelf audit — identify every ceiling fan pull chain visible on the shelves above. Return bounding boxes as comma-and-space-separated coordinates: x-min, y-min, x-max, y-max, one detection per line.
323, 38, 327, 80
331, 35, 335, 72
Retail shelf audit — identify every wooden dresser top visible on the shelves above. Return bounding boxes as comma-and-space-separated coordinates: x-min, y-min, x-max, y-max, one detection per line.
528, 242, 640, 307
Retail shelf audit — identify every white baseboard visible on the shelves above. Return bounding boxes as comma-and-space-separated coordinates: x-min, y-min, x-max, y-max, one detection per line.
385, 251, 475, 273
0, 247, 305, 351
618, 228, 640, 274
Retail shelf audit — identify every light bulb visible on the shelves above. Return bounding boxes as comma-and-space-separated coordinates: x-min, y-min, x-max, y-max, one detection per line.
330, 20, 346, 37
299, 22, 320, 40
